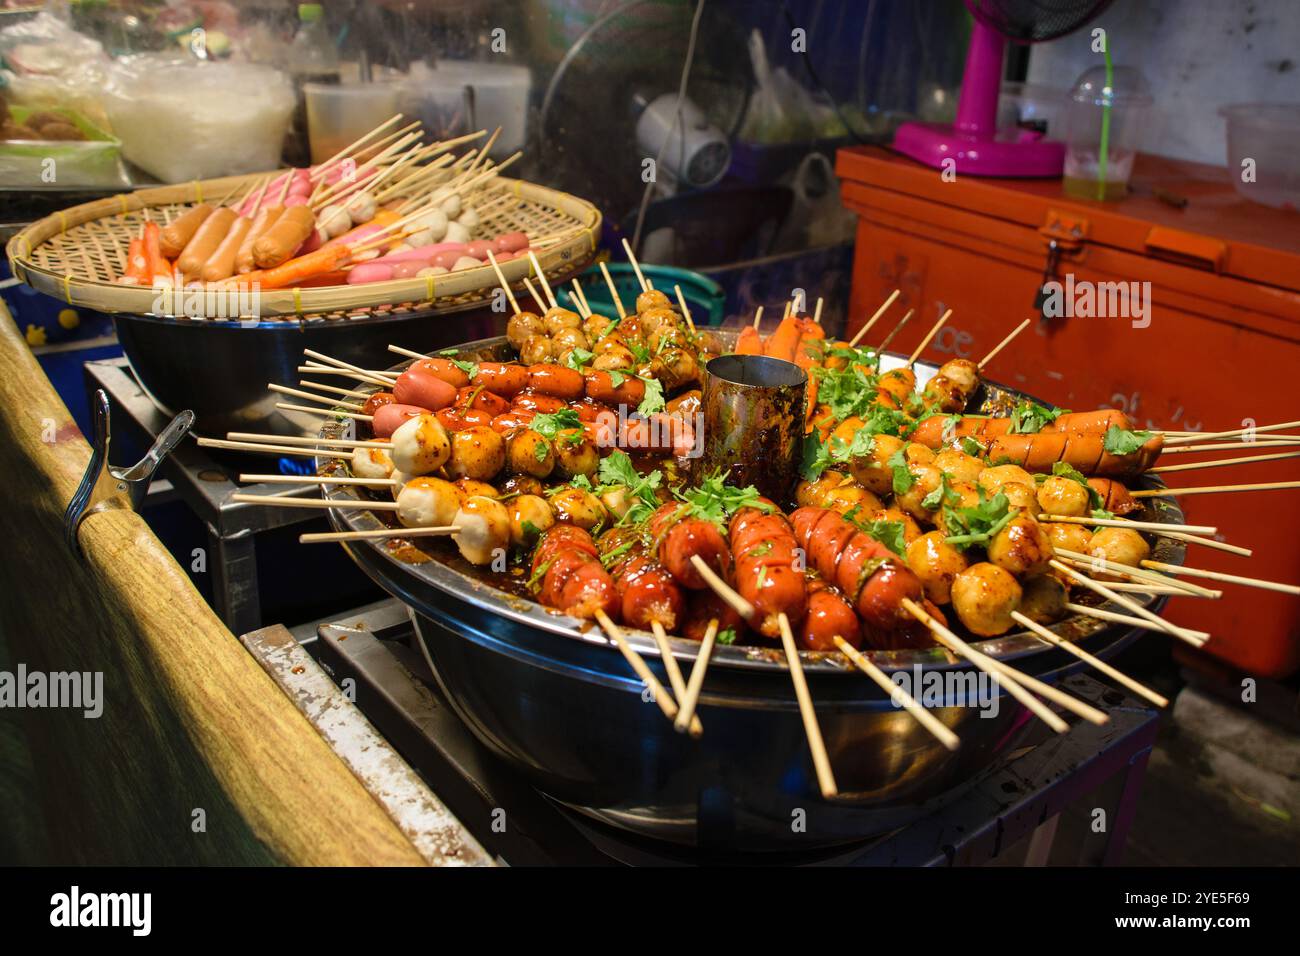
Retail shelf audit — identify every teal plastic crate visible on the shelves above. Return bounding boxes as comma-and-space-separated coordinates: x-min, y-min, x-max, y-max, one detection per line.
559, 263, 726, 325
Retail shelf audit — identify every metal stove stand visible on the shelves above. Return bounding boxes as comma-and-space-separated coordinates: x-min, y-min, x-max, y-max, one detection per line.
84, 356, 327, 634
307, 599, 1161, 866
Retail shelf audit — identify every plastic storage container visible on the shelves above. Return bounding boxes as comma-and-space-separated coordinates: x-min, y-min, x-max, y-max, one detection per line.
304, 81, 403, 166
0, 105, 125, 188
1219, 104, 1300, 211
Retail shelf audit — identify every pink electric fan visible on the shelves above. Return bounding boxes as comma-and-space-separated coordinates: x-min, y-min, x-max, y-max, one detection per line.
893, 0, 1115, 177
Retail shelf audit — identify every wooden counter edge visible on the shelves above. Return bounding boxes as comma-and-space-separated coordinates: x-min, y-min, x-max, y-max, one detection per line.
0, 301, 427, 865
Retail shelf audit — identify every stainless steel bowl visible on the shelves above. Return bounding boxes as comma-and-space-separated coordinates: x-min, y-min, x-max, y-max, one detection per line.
318, 335, 1186, 849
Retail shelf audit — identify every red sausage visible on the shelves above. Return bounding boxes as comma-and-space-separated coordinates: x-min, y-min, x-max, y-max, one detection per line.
728, 506, 806, 638
801, 579, 861, 651
393, 366, 457, 411
491, 410, 534, 433
569, 397, 613, 423
437, 406, 494, 433
456, 385, 511, 417
414, 357, 471, 389
371, 402, 429, 438
648, 504, 731, 590
512, 390, 566, 415
475, 362, 528, 398
527, 364, 585, 401
683, 591, 746, 643
583, 369, 647, 406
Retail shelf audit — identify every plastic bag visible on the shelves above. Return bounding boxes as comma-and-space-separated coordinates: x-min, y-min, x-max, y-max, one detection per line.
103, 54, 294, 182
0, 12, 113, 129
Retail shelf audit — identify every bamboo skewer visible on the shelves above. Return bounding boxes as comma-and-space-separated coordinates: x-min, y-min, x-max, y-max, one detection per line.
1151, 450, 1300, 472
225, 431, 389, 450
197, 437, 354, 458
900, 599, 1071, 733
906, 309, 953, 367
776, 613, 838, 799
230, 493, 399, 511
847, 289, 902, 347
1010, 612, 1169, 708
521, 276, 547, 314
298, 379, 371, 401
1162, 440, 1300, 454
276, 402, 373, 421
1065, 602, 1210, 644
674, 619, 718, 734
303, 348, 398, 386
1140, 560, 1300, 597
813, 297, 824, 325
598, 261, 626, 319
977, 318, 1031, 371
751, 305, 764, 331
689, 555, 756, 620
593, 609, 701, 738
649, 621, 690, 708
1053, 548, 1223, 598
301, 526, 458, 544
1102, 581, 1195, 596
570, 279, 592, 319
1049, 560, 1206, 646
876, 308, 916, 353
621, 237, 649, 292
268, 383, 365, 411
484, 249, 520, 316
295, 366, 392, 387
387, 344, 428, 363
1154, 529, 1252, 558
240, 474, 395, 487
527, 250, 558, 309
1131, 480, 1300, 498
308, 113, 404, 181
832, 637, 960, 751
1038, 513, 1216, 535
1163, 419, 1300, 446
673, 284, 697, 336
782, 300, 792, 320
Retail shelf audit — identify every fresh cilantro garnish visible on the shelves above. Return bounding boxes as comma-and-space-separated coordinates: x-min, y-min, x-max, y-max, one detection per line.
627, 338, 651, 365
1049, 461, 1105, 511
943, 488, 1013, 550
1103, 425, 1153, 456
600, 537, 638, 568
526, 557, 553, 591
531, 409, 584, 444
1091, 507, 1115, 521
922, 472, 961, 511
755, 565, 768, 589
844, 510, 907, 558
533, 438, 552, 463
565, 348, 594, 371
960, 436, 983, 457
597, 450, 663, 525
1008, 401, 1068, 434
520, 519, 543, 537
450, 358, 479, 378
810, 363, 881, 421
636, 376, 665, 416
569, 474, 593, 491
436, 348, 458, 356
607, 369, 626, 387
800, 433, 834, 481
886, 447, 915, 495
862, 404, 914, 439
715, 627, 737, 646
675, 470, 772, 531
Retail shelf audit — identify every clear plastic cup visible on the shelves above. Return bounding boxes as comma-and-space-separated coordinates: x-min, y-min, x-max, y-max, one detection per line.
1062, 65, 1153, 201
303, 82, 403, 166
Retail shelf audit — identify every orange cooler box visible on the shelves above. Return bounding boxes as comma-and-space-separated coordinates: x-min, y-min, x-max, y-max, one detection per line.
836, 146, 1300, 678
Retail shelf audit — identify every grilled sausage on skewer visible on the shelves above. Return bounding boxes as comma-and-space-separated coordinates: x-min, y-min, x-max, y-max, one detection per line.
730, 505, 807, 638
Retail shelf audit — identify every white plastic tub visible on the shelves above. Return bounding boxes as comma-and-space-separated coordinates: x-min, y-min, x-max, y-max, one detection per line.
1220, 103, 1300, 211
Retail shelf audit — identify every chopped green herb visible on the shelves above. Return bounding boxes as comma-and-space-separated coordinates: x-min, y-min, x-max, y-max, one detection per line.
1103, 425, 1153, 456
1050, 461, 1105, 510
942, 488, 1013, 550
600, 537, 637, 568
886, 447, 915, 495
755, 565, 768, 589
922, 472, 961, 511
520, 519, 543, 537
715, 627, 738, 646
636, 376, 666, 416
800, 433, 835, 481
1008, 401, 1068, 434
676, 470, 771, 530
436, 348, 458, 356
607, 369, 626, 387
960, 436, 984, 457
845, 514, 906, 558
450, 358, 479, 378
597, 450, 663, 525
533, 438, 552, 463
526, 557, 554, 591
531, 409, 584, 444
564, 347, 594, 371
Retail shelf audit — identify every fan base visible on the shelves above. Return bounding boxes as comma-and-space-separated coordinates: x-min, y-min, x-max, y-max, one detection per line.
892, 121, 1065, 178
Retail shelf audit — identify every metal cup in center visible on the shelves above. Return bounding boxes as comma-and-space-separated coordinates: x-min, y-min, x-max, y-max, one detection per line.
698, 354, 807, 503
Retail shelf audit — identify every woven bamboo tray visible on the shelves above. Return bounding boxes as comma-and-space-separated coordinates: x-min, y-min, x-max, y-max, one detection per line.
4, 170, 601, 320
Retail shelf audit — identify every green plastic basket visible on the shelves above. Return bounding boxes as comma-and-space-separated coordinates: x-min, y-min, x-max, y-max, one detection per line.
559, 263, 726, 325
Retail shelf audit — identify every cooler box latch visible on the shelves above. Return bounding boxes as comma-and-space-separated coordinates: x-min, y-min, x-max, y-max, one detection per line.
1034, 211, 1090, 320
